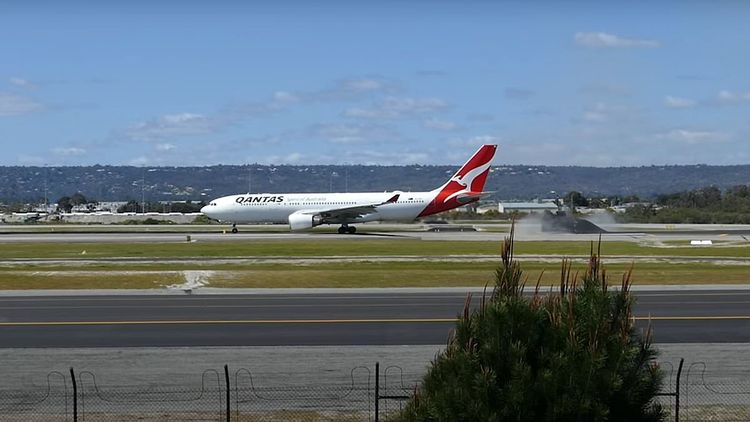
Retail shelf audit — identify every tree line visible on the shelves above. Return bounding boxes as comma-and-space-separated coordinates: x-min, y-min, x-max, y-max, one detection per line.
53, 194, 205, 214
619, 185, 750, 224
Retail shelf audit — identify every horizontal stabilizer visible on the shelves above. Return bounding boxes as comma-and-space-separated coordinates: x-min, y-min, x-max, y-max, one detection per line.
453, 191, 494, 203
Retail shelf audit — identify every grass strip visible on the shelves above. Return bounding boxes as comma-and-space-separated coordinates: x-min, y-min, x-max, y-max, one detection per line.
1, 240, 750, 259
0, 261, 747, 289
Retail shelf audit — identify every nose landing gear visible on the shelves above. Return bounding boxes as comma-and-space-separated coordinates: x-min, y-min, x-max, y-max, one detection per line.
337, 225, 357, 234
231, 223, 238, 234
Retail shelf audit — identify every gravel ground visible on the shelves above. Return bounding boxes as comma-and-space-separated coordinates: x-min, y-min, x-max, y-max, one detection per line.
0, 343, 746, 388
0, 344, 747, 420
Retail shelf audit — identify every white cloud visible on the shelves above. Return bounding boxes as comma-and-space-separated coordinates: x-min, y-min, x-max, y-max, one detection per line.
504, 87, 534, 100
277, 78, 392, 105
715, 90, 750, 105
507, 142, 566, 158
661, 90, 750, 109
664, 96, 697, 108
580, 103, 610, 122
344, 150, 431, 165
309, 123, 399, 144
423, 118, 458, 131
0, 93, 43, 116
654, 129, 730, 144
272, 91, 300, 104
284, 152, 304, 163
9, 77, 34, 88
17, 154, 45, 165
467, 113, 495, 122
341, 78, 386, 93
52, 147, 86, 156
225, 78, 395, 119
574, 32, 660, 48
128, 156, 166, 166
129, 156, 148, 166
311, 124, 367, 144
448, 135, 501, 148
260, 152, 306, 165
578, 103, 632, 123
162, 113, 203, 124
345, 97, 447, 119
126, 113, 217, 141
579, 83, 630, 97
155, 143, 176, 151
582, 110, 607, 122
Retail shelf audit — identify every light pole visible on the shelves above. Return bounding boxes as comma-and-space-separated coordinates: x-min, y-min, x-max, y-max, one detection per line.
330, 171, 338, 193
43, 165, 48, 213
141, 169, 146, 214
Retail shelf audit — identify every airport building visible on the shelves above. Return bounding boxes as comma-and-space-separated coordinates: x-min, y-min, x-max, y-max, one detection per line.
497, 201, 559, 214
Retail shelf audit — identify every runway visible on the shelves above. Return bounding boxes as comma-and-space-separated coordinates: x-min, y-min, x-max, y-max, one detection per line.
1, 227, 750, 243
0, 290, 748, 347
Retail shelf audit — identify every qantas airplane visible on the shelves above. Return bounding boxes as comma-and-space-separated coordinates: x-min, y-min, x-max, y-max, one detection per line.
201, 144, 497, 233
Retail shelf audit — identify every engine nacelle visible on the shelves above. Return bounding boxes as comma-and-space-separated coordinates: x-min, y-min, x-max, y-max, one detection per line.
288, 212, 323, 231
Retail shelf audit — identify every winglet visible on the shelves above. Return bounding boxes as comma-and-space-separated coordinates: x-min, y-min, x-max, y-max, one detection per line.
385, 194, 400, 204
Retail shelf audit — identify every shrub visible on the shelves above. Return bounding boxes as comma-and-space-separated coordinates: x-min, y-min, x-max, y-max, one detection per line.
396, 228, 664, 421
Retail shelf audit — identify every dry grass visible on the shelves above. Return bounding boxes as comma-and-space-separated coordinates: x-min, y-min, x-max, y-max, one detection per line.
0, 261, 747, 289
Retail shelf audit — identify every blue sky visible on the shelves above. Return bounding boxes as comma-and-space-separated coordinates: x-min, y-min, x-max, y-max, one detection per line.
2, 1, 749, 166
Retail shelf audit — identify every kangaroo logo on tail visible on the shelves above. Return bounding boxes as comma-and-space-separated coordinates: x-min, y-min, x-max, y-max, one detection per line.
418, 144, 497, 217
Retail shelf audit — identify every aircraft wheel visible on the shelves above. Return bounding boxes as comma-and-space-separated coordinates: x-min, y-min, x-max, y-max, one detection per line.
231, 227, 238, 234
337, 226, 347, 234
347, 226, 357, 234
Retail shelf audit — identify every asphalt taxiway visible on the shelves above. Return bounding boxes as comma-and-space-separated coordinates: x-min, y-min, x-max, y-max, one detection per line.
0, 289, 747, 348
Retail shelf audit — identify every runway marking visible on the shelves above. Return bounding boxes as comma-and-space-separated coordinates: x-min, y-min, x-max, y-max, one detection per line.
635, 301, 750, 305
0, 318, 457, 326
0, 315, 748, 326
0, 295, 469, 303
0, 303, 452, 310
5, 300, 750, 310
2, 291, 750, 304
635, 292, 750, 297
635, 316, 750, 321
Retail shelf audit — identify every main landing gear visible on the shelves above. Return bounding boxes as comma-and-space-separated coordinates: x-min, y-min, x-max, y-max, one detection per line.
337, 225, 357, 234
231, 223, 238, 234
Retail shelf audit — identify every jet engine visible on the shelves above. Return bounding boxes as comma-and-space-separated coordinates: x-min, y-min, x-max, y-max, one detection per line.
288, 212, 324, 231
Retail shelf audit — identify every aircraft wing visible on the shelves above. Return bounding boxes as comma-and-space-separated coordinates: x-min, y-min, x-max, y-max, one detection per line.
316, 194, 400, 222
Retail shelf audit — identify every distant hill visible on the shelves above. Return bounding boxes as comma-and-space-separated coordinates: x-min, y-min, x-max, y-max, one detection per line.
1, 164, 749, 203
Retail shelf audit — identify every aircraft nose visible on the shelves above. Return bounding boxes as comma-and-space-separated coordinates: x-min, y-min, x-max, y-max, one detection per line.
200, 205, 210, 215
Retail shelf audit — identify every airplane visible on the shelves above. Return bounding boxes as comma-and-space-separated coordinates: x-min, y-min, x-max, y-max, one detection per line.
201, 144, 497, 234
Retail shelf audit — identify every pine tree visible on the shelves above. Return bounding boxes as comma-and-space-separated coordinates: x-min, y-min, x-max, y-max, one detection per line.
396, 227, 664, 421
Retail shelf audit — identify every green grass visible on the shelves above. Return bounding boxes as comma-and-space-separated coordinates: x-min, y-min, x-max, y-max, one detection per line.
2, 240, 750, 260
1, 261, 747, 289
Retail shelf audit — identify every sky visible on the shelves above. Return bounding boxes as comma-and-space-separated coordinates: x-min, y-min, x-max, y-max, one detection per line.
1, 0, 750, 167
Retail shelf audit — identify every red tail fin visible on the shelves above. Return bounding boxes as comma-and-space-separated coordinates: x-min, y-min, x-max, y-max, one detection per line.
418, 144, 497, 217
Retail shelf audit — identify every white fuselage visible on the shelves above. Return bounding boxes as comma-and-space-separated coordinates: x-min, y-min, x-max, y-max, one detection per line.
201, 144, 498, 229
201, 191, 435, 225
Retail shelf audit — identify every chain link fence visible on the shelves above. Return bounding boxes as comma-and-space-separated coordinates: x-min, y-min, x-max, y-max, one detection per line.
0, 360, 747, 421
682, 362, 750, 422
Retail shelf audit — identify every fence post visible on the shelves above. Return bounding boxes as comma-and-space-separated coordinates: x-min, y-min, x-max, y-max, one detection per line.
69, 367, 77, 422
374, 362, 380, 422
224, 364, 231, 422
675, 358, 684, 422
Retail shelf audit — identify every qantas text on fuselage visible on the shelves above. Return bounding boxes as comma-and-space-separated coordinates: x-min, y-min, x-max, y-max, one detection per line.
201, 144, 497, 234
